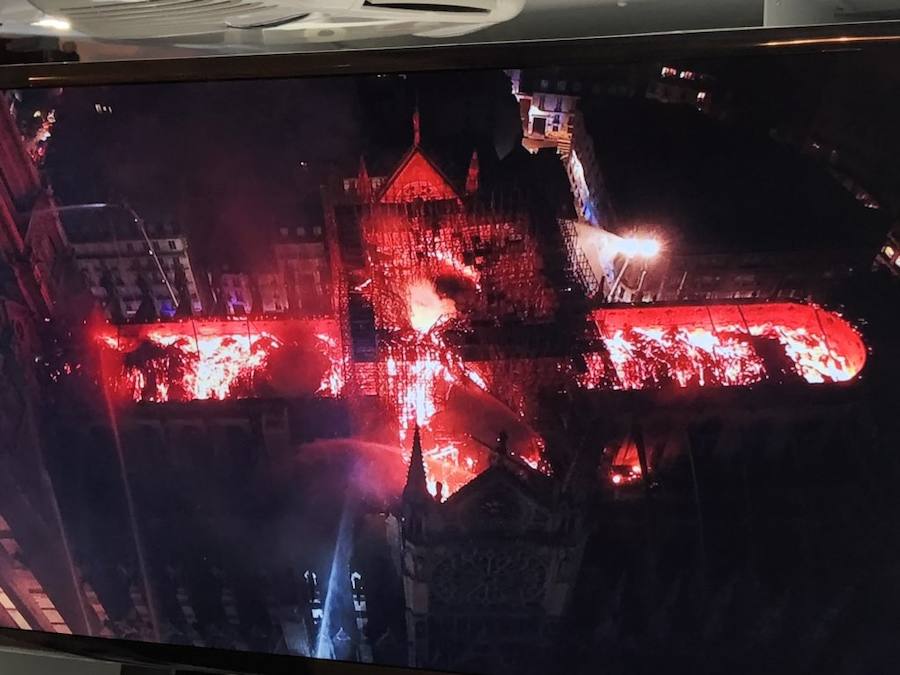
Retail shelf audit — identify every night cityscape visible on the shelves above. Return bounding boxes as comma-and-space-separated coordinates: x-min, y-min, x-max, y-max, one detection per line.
2, 47, 900, 675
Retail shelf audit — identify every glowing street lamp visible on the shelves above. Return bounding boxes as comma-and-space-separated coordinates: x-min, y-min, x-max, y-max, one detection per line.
614, 236, 661, 259
606, 235, 661, 302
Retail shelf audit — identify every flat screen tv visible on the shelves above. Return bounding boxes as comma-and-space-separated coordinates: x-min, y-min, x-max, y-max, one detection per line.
1, 23, 900, 675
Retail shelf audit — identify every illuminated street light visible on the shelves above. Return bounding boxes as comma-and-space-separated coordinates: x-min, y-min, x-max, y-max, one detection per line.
613, 236, 661, 259
606, 235, 662, 302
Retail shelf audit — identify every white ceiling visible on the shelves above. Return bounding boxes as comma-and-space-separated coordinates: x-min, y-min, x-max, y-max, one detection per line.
1, 0, 900, 62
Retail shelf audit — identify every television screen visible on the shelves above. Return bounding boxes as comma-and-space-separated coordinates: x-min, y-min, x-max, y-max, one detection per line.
1, 42, 900, 675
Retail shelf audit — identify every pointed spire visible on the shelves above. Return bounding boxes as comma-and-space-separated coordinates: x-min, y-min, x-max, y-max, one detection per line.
403, 425, 429, 504
357, 155, 372, 201
412, 103, 421, 147
465, 150, 479, 195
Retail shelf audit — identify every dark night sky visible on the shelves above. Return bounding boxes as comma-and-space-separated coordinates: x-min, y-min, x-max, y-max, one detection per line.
45, 70, 522, 267
581, 95, 887, 254
44, 52, 895, 265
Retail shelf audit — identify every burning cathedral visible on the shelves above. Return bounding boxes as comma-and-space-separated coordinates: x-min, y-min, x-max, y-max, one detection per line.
68, 106, 873, 671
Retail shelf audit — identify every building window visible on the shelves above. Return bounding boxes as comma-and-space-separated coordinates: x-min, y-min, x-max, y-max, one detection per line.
167, 240, 177, 250
0, 586, 31, 630
313, 226, 323, 236
661, 66, 677, 77
280, 227, 289, 236
557, 80, 567, 92
297, 226, 307, 237
539, 79, 549, 89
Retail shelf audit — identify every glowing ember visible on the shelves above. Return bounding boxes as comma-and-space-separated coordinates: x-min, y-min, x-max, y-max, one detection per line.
599, 326, 766, 389
101, 331, 281, 402
99, 320, 345, 403
314, 332, 346, 397
387, 281, 541, 498
432, 250, 481, 289
585, 303, 866, 391
609, 441, 643, 486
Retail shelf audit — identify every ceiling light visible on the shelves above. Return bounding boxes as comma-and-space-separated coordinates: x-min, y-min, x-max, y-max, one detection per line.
31, 16, 72, 31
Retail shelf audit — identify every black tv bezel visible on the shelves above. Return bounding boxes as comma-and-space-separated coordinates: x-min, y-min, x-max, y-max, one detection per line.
0, 21, 899, 89
1, 18, 899, 674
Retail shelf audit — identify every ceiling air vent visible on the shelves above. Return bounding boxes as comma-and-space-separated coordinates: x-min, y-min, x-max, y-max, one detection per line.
29, 0, 520, 42
363, 0, 492, 13
228, 12, 309, 28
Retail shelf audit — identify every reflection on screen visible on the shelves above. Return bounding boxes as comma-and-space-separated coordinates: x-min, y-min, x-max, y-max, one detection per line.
1, 51, 899, 675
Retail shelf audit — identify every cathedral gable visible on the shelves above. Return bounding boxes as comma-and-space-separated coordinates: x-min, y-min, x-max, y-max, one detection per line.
442, 465, 551, 534
379, 149, 460, 204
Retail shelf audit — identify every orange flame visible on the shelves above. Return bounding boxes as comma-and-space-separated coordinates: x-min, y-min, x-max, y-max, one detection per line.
101, 331, 280, 402
584, 303, 866, 390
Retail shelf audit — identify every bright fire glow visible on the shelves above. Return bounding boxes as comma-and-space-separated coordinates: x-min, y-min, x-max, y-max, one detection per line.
101, 330, 281, 402
314, 332, 346, 397
387, 280, 542, 499
407, 280, 457, 334
385, 328, 480, 498
99, 320, 345, 403
584, 303, 866, 390
613, 236, 661, 259
432, 250, 481, 289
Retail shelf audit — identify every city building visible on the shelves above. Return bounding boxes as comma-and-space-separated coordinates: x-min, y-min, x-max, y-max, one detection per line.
645, 64, 720, 117
60, 208, 205, 322
509, 64, 726, 228
505, 69, 616, 226
273, 224, 331, 316
0, 91, 106, 640
209, 267, 289, 316
0, 92, 73, 320
876, 227, 900, 277
214, 266, 254, 316
565, 113, 614, 226
507, 68, 580, 155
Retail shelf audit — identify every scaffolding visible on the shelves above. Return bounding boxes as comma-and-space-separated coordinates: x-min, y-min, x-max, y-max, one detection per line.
559, 218, 601, 298
361, 199, 559, 333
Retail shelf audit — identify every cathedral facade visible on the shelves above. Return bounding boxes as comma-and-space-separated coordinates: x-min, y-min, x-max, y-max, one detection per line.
399, 427, 586, 674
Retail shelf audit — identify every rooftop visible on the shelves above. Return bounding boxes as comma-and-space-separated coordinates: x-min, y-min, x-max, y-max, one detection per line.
59, 205, 184, 244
